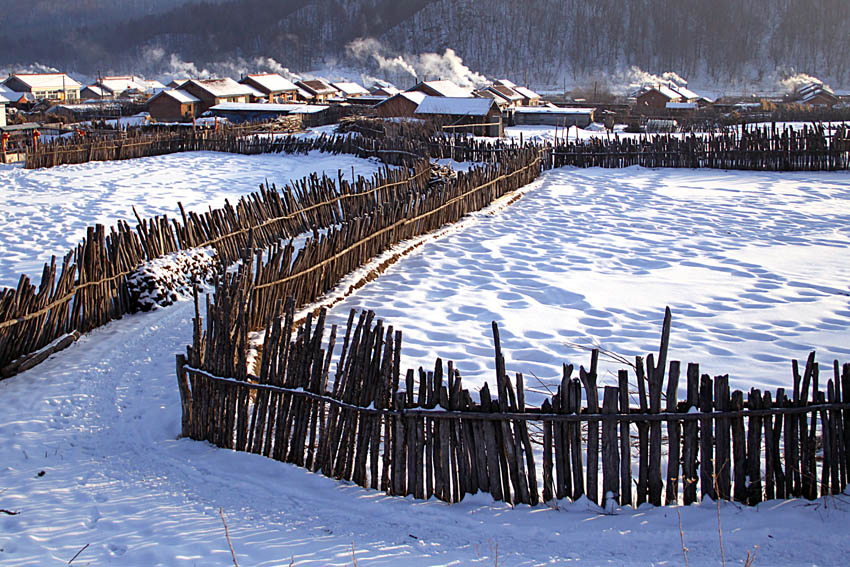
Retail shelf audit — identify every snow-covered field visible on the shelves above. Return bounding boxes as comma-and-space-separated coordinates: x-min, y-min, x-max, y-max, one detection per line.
324, 166, 850, 394
0, 150, 390, 287
2, 151, 850, 566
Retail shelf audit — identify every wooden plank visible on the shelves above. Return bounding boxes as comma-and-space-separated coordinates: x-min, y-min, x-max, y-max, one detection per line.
665, 361, 681, 505
699, 374, 715, 501
635, 356, 649, 506
580, 351, 600, 506
682, 363, 700, 505
746, 389, 763, 505
602, 386, 620, 507
714, 375, 731, 500
618, 369, 633, 507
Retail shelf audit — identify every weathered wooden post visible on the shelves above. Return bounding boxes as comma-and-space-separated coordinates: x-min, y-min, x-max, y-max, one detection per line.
176, 354, 193, 438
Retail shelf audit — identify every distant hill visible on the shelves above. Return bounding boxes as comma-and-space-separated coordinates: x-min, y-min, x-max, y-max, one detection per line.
1, 0, 848, 89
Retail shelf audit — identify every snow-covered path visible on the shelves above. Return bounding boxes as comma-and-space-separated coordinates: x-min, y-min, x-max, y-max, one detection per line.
2, 298, 849, 566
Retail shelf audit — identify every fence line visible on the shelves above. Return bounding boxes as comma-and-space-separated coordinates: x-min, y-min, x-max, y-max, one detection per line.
6, 124, 850, 376
0, 134, 443, 376
1, 133, 542, 377
179, 299, 850, 508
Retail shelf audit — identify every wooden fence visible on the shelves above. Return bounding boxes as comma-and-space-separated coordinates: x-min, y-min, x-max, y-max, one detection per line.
0, 140, 439, 376
25, 117, 850, 173
179, 300, 850, 507
547, 124, 849, 171
1, 135, 540, 377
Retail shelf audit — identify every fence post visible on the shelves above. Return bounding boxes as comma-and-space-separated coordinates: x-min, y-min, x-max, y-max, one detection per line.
176, 354, 192, 438
601, 385, 620, 507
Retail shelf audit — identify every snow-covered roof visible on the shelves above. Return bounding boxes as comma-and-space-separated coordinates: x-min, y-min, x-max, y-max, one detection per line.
375, 91, 427, 108
488, 85, 523, 101
513, 106, 594, 115
332, 81, 370, 96
666, 102, 698, 109
46, 103, 123, 113
400, 91, 427, 105
209, 102, 328, 114
0, 93, 9, 104
241, 84, 266, 99
145, 79, 166, 90
796, 83, 837, 103
513, 86, 541, 100
5, 73, 82, 90
411, 80, 474, 98
185, 78, 255, 98
82, 85, 109, 97
296, 88, 313, 100
153, 89, 200, 104
296, 79, 338, 96
244, 74, 298, 93
371, 85, 400, 97
100, 76, 148, 93
669, 84, 700, 101
641, 85, 682, 100
415, 96, 498, 116
494, 79, 517, 88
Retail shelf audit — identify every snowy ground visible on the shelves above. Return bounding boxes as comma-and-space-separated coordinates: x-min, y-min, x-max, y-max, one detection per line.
2, 153, 850, 565
323, 166, 850, 394
0, 150, 390, 287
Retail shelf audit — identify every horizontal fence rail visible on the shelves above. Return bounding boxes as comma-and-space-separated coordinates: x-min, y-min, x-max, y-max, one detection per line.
179, 302, 850, 508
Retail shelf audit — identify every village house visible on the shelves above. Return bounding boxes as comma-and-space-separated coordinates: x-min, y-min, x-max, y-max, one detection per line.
1, 73, 81, 102
147, 89, 200, 121
205, 102, 329, 126
406, 80, 474, 98
80, 85, 111, 100
794, 82, 839, 107
370, 84, 400, 97
178, 78, 255, 114
492, 79, 542, 106
374, 91, 426, 118
635, 85, 683, 111
635, 83, 702, 112
240, 73, 299, 103
477, 84, 524, 109
414, 96, 503, 137
295, 79, 339, 103
512, 86, 542, 106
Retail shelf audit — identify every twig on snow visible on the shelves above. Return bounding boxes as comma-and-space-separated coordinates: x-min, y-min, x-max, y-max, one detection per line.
220, 506, 239, 567
676, 506, 689, 567
68, 543, 90, 564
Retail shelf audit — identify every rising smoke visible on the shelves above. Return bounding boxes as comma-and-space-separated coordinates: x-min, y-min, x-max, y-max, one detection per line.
346, 38, 489, 88
141, 48, 301, 82
777, 70, 829, 93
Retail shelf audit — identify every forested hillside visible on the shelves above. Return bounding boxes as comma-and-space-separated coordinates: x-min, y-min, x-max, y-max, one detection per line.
1, 0, 848, 88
